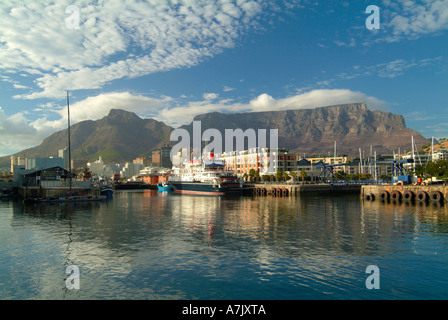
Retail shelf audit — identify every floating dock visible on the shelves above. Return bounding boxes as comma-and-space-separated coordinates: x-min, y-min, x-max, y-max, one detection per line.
361, 184, 448, 203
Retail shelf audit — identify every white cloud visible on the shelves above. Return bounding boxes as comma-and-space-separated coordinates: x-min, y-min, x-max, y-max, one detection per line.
223, 86, 235, 92
32, 91, 173, 133
156, 89, 388, 127
381, 0, 448, 41
313, 56, 445, 87
249, 93, 276, 110
203, 93, 219, 100
0, 0, 268, 100
0, 88, 388, 155
0, 107, 41, 156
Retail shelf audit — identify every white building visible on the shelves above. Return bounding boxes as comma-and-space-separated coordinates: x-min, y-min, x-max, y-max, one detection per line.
120, 162, 145, 179
58, 147, 69, 170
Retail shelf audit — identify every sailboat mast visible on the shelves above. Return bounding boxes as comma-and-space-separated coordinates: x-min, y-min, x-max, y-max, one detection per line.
432, 137, 434, 162
411, 136, 415, 170
334, 141, 336, 163
67, 91, 72, 195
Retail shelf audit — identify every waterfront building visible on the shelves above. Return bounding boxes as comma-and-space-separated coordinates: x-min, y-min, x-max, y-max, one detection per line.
216, 147, 299, 176
400, 150, 448, 169
120, 162, 145, 179
430, 148, 448, 161
26, 157, 64, 171
152, 145, 172, 168
10, 156, 26, 173
139, 166, 171, 184
133, 157, 151, 167
87, 156, 121, 179
71, 159, 89, 170
172, 148, 190, 167
58, 147, 69, 170
88, 156, 106, 176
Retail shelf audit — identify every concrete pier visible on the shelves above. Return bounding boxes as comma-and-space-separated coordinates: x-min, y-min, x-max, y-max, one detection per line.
245, 183, 361, 196
18, 186, 100, 199
362, 184, 448, 203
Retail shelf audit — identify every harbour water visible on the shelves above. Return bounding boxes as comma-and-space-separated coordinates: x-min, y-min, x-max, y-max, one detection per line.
1, 190, 447, 300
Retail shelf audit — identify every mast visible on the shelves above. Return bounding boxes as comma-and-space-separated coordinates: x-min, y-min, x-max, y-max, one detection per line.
411, 136, 415, 170
66, 91, 72, 195
374, 151, 377, 181
334, 141, 336, 163
431, 137, 434, 162
359, 148, 363, 174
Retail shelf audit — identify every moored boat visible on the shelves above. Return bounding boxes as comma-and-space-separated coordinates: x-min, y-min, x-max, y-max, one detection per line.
157, 182, 173, 192
100, 185, 115, 197
0, 188, 15, 199
168, 156, 243, 195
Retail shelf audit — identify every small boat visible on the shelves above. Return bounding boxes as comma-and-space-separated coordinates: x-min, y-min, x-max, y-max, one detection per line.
0, 188, 15, 199
157, 182, 173, 192
100, 185, 115, 197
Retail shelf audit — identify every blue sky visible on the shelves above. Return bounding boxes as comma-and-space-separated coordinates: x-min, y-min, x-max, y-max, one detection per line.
0, 0, 447, 156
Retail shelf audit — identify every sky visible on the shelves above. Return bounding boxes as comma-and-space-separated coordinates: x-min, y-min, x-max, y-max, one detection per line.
0, 0, 447, 157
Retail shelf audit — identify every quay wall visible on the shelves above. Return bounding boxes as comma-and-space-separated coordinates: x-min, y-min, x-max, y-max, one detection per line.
19, 187, 99, 199
362, 184, 448, 202
246, 183, 361, 196
0, 181, 13, 189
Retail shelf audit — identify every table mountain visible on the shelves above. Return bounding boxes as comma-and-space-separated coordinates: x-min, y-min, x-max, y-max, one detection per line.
1, 103, 430, 167
181, 102, 429, 156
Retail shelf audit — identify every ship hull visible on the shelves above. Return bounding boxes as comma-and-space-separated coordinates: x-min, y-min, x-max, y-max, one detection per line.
169, 181, 242, 195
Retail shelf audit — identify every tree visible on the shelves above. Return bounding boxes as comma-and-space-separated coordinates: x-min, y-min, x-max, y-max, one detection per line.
300, 170, 307, 184
275, 169, 284, 182
290, 171, 298, 183
248, 169, 256, 182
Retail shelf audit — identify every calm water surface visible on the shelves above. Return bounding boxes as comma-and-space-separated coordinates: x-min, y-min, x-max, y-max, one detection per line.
1, 190, 447, 300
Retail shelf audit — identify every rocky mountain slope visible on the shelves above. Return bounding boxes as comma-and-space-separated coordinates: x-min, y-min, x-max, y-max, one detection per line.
182, 102, 430, 156
1, 109, 172, 165
0, 103, 430, 167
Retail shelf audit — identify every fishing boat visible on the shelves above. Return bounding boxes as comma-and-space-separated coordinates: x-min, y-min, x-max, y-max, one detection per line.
100, 185, 115, 197
168, 155, 243, 195
157, 182, 173, 192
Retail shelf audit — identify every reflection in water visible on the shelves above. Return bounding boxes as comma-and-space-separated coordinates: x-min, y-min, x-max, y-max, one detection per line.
0, 192, 447, 300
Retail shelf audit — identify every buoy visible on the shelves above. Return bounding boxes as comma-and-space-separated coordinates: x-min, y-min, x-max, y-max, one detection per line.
276, 188, 281, 196
282, 188, 288, 196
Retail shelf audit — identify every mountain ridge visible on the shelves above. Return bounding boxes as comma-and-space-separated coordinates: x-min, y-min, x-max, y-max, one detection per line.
0, 103, 430, 168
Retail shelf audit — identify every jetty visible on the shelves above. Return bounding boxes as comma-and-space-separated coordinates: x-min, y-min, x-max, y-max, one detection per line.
245, 183, 361, 196
246, 181, 448, 205
362, 184, 447, 203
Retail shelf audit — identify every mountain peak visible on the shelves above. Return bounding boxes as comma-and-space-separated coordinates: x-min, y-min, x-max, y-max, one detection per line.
106, 109, 141, 120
